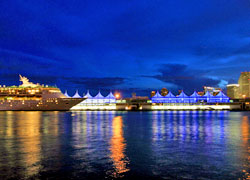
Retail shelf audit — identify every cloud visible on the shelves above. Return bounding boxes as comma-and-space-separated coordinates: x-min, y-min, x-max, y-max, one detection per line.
145, 63, 221, 93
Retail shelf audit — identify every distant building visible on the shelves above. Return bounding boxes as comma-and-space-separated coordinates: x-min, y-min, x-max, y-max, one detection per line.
238, 72, 250, 98
204, 86, 221, 96
197, 91, 205, 96
161, 88, 168, 96
151, 91, 156, 97
227, 84, 239, 99
125, 93, 149, 101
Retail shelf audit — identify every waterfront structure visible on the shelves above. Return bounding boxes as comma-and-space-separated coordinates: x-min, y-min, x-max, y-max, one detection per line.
176, 91, 189, 103
238, 72, 250, 98
0, 75, 84, 111
71, 90, 116, 110
213, 91, 231, 103
227, 84, 239, 99
151, 91, 164, 103
105, 92, 116, 103
72, 90, 81, 98
151, 90, 229, 103
64, 90, 71, 98
83, 90, 93, 104
189, 91, 200, 103
93, 91, 105, 104
164, 91, 176, 103
197, 91, 205, 96
204, 86, 221, 96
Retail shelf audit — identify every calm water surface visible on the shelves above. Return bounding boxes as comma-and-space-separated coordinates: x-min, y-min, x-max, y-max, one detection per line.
0, 111, 250, 179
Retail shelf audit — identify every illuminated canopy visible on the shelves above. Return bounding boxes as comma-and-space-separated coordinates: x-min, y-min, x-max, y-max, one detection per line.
151, 91, 165, 103
84, 90, 93, 98
189, 91, 200, 103
151, 90, 230, 103
164, 91, 177, 103
106, 91, 115, 99
80, 90, 116, 104
72, 90, 81, 98
165, 91, 176, 98
105, 91, 116, 103
177, 91, 189, 103
201, 91, 215, 102
213, 91, 230, 102
64, 90, 71, 98
190, 91, 200, 98
94, 91, 104, 99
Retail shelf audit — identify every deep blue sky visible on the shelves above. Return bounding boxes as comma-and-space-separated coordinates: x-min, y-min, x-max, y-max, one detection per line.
0, 0, 250, 97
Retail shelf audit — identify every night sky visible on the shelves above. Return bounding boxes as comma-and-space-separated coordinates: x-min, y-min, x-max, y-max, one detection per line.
1, 0, 250, 97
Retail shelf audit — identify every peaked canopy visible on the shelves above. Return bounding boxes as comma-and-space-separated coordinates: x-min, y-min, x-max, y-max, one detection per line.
190, 91, 200, 98
73, 90, 81, 98
94, 91, 104, 99
177, 91, 188, 98
203, 91, 213, 98
152, 91, 163, 98
165, 91, 176, 98
151, 90, 229, 103
106, 92, 115, 99
64, 90, 71, 98
84, 90, 93, 98
216, 91, 228, 98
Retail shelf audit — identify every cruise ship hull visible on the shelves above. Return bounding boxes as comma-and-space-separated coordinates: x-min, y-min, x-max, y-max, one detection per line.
0, 98, 84, 111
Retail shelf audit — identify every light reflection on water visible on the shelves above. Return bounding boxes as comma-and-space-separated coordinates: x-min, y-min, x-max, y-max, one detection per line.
0, 111, 250, 179
109, 116, 129, 178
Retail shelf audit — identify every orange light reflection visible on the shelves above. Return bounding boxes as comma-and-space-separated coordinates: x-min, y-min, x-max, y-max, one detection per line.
241, 116, 250, 179
109, 116, 129, 178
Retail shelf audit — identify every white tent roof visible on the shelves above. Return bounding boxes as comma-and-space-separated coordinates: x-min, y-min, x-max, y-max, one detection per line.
177, 91, 188, 98
64, 90, 71, 98
203, 91, 213, 98
106, 92, 115, 99
94, 91, 104, 99
216, 91, 229, 98
152, 91, 163, 98
84, 90, 93, 98
190, 91, 200, 98
165, 91, 176, 98
72, 90, 81, 98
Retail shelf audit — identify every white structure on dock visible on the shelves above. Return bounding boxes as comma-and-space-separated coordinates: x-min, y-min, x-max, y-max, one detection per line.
151, 90, 230, 103
71, 90, 116, 110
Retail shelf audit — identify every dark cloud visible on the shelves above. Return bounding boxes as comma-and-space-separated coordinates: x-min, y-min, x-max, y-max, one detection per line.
145, 64, 221, 94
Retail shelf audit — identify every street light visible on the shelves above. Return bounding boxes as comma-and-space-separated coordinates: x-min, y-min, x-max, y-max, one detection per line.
115, 93, 120, 99
243, 94, 246, 101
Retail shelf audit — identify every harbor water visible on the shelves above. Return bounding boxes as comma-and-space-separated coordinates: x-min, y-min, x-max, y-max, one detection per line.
0, 111, 250, 179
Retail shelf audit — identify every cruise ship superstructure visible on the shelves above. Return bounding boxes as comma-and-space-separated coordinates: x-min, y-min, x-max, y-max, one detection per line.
0, 75, 84, 111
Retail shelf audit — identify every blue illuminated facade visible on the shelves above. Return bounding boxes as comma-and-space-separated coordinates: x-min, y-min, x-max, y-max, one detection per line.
152, 91, 230, 103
